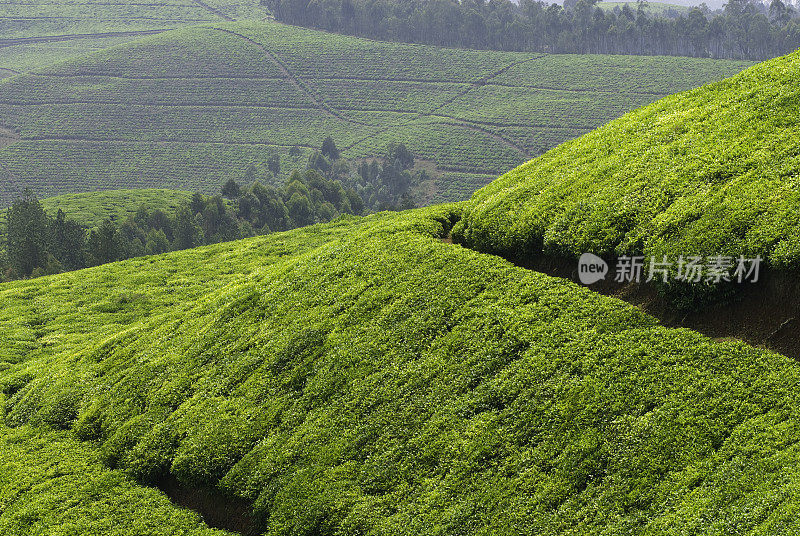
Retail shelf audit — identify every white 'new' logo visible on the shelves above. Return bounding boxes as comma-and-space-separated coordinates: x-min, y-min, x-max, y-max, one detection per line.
578, 253, 608, 285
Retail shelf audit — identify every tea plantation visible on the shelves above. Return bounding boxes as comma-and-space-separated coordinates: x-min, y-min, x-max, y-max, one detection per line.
0, 20, 753, 206
0, 188, 192, 229
2, 204, 800, 534
455, 47, 800, 271
0, 0, 270, 74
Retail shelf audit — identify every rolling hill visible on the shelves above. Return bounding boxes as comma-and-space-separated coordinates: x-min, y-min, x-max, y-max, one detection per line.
0, 20, 754, 207
1, 37, 800, 536
0, 0, 270, 75
454, 48, 800, 272
3, 202, 800, 534
0, 188, 192, 230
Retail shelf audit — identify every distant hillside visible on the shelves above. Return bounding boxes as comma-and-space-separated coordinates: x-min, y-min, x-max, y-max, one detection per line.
0, 0, 270, 74
0, 21, 753, 206
0, 189, 192, 231
455, 48, 800, 274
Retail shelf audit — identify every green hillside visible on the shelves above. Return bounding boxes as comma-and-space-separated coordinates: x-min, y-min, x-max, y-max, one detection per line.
0, 20, 753, 207
0, 0, 270, 75
0, 188, 192, 231
2, 204, 800, 534
0, 426, 231, 535
455, 48, 800, 272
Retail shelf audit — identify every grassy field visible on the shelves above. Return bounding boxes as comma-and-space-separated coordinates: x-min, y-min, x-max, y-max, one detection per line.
2, 203, 800, 533
0, 20, 754, 206
455, 48, 800, 276
0, 0, 270, 74
0, 189, 193, 236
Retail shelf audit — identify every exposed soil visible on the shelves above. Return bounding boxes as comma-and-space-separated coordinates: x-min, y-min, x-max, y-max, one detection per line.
512, 252, 800, 359
154, 475, 260, 536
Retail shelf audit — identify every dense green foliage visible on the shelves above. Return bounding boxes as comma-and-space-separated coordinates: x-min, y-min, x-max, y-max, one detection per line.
268, 0, 800, 60
0, 189, 192, 230
0, 21, 752, 206
0, 425, 232, 535
3, 205, 800, 534
0, 170, 367, 280
455, 48, 800, 279
597, 1, 692, 15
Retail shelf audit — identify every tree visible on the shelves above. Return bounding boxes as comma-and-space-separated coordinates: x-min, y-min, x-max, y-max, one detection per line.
145, 228, 170, 255
148, 209, 174, 240
286, 192, 314, 227
386, 142, 414, 170
6, 189, 49, 276
173, 206, 202, 250
308, 151, 332, 173
50, 209, 85, 270
321, 137, 340, 160
267, 154, 281, 176
86, 219, 121, 266
222, 179, 241, 198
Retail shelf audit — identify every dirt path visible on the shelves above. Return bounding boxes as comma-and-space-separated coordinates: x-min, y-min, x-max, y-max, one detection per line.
342, 55, 546, 156
0, 29, 171, 48
0, 125, 19, 147
499, 249, 800, 360
0, 100, 319, 109
211, 27, 374, 128
439, 120, 528, 155
189, 0, 234, 21
19, 135, 317, 149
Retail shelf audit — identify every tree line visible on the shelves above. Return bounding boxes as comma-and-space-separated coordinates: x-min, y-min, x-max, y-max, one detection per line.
0, 139, 424, 281
265, 0, 800, 60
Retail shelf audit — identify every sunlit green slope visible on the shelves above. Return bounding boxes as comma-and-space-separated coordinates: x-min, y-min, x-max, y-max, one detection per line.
0, 188, 192, 232
0, 20, 753, 206
2, 205, 800, 534
455, 48, 800, 271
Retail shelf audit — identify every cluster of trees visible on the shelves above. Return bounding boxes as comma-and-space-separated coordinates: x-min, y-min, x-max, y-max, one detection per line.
265, 0, 800, 60
0, 138, 427, 281
0, 170, 364, 281
307, 138, 425, 210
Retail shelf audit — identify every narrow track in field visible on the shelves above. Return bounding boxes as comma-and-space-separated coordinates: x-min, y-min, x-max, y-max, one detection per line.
0, 29, 171, 48
15, 135, 318, 149
211, 27, 375, 127
189, 0, 234, 21
342, 56, 548, 157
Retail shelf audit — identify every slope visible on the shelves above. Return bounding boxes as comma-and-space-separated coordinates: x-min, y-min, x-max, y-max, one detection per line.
0, 20, 754, 206
2, 205, 800, 534
455, 48, 800, 271
0, 188, 193, 231
0, 0, 270, 74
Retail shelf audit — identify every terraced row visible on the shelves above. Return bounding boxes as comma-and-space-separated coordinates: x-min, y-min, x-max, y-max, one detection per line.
0, 20, 754, 205
0, 0, 269, 73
